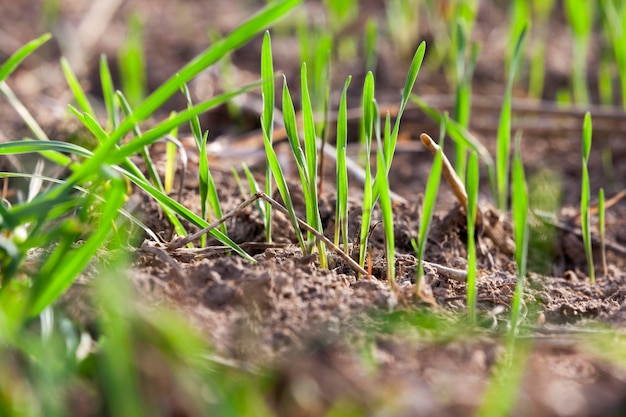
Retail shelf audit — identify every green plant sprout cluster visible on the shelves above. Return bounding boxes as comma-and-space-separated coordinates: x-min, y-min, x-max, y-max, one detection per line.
0, 0, 620, 414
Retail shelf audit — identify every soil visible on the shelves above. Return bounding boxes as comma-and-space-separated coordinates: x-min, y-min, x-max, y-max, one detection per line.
3, 0, 626, 416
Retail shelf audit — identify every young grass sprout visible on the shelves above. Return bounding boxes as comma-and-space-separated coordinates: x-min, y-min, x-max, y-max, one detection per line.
465, 151, 480, 322
509, 132, 529, 339
581, 112, 595, 282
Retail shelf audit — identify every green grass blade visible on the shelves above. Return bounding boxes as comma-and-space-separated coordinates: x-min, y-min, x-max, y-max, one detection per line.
122, 167, 253, 260
581, 112, 594, 282
0, 171, 161, 242
261, 31, 274, 243
388, 41, 426, 169
0, 81, 50, 142
118, 14, 146, 107
416, 132, 444, 284
28, 174, 126, 316
466, 151, 479, 322
242, 164, 267, 227
58, 0, 300, 193
60, 57, 96, 119
0, 33, 51, 82
598, 188, 607, 277
111, 80, 261, 165
509, 132, 529, 337
335, 76, 351, 250
300, 63, 326, 265
100, 54, 120, 131
375, 112, 395, 283
0, 139, 92, 158
358, 72, 375, 273
496, 25, 527, 211
262, 133, 306, 250
201, 131, 226, 235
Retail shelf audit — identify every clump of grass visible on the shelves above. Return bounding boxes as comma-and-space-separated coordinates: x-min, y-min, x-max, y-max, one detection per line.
581, 112, 595, 282
282, 62, 328, 267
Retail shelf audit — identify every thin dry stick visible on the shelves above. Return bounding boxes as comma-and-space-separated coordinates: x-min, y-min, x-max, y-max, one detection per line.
168, 192, 260, 250
258, 192, 370, 277
423, 261, 468, 282
167, 191, 371, 277
420, 133, 467, 207
420, 133, 484, 230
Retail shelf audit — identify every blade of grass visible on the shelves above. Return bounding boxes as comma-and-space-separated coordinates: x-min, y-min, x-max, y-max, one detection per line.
57, 0, 301, 193
358, 72, 375, 274
334, 76, 351, 251
0, 33, 51, 82
118, 14, 146, 107
466, 151, 479, 322
509, 132, 529, 339
375, 110, 395, 283
61, 57, 96, 119
261, 31, 274, 243
100, 54, 120, 131
242, 163, 267, 227
300, 63, 327, 267
497, 25, 527, 211
28, 172, 126, 316
598, 188, 607, 277
581, 112, 595, 282
415, 130, 444, 285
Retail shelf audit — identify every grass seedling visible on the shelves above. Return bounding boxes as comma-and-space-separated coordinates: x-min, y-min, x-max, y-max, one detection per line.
509, 132, 529, 339
581, 112, 595, 282
100, 54, 120, 131
564, 0, 594, 105
358, 72, 376, 274
261, 31, 274, 243
452, 20, 479, 183
181, 83, 226, 245
414, 130, 444, 285
411, 97, 497, 201
598, 188, 607, 277
118, 13, 146, 107
506, 0, 529, 76
282, 63, 328, 267
242, 163, 267, 228
598, 52, 615, 106
497, 25, 527, 211
385, 0, 420, 59
528, 0, 556, 98
475, 340, 532, 417
364, 19, 378, 74
465, 151, 479, 322
260, 38, 305, 251
601, 0, 626, 109
375, 110, 396, 283
0, 33, 51, 83
334, 76, 352, 252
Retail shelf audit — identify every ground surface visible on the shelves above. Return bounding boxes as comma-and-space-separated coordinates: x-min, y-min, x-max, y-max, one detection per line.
3, 0, 626, 416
